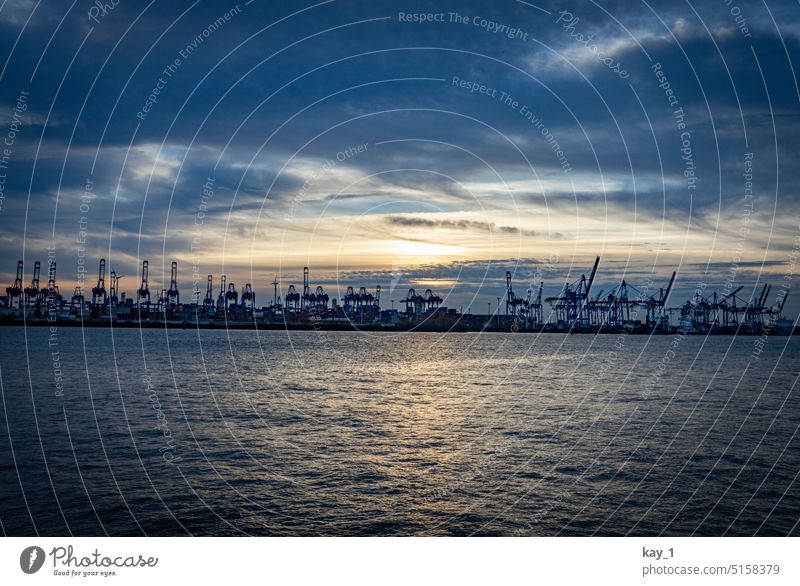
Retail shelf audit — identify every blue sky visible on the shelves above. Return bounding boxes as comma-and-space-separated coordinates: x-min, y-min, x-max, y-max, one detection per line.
0, 0, 798, 316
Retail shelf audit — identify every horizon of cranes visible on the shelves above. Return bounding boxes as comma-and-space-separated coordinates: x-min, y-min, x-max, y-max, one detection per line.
0, 256, 793, 334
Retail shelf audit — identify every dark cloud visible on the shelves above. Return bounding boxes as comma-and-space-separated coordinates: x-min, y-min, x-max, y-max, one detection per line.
383, 215, 566, 238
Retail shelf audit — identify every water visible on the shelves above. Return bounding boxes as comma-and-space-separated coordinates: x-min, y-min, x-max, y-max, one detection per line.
0, 326, 797, 536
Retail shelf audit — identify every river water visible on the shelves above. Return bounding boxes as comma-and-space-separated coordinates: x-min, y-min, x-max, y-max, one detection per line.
0, 326, 797, 535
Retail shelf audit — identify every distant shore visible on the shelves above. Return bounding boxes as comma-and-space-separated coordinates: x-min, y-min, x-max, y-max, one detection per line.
1, 318, 796, 335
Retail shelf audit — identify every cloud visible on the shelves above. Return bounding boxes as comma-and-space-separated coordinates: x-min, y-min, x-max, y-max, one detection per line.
0, 0, 37, 27
0, 0, 798, 317
383, 215, 567, 239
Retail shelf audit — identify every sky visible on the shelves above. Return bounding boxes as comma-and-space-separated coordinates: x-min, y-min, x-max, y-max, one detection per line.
0, 0, 798, 316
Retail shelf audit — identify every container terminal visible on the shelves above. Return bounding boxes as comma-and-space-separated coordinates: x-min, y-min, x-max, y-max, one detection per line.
0, 256, 794, 335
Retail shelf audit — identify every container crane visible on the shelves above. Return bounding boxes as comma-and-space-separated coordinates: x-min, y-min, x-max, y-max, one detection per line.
109, 270, 123, 306
167, 261, 179, 307
225, 282, 238, 308
5, 260, 23, 308
505, 271, 525, 317
302, 266, 311, 309
203, 275, 214, 307
137, 260, 151, 309
23, 261, 41, 309
545, 256, 599, 329
71, 286, 85, 310
91, 258, 107, 306
217, 275, 227, 310
644, 271, 676, 329
285, 284, 300, 309
241, 283, 255, 309
42, 261, 61, 309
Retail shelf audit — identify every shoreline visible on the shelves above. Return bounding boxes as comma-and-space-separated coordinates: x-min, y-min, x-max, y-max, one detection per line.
1, 319, 795, 335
